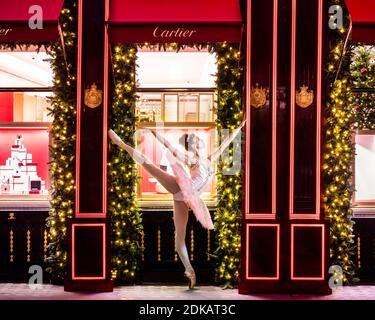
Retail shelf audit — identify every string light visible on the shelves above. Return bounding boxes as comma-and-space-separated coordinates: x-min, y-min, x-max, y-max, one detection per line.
109, 44, 143, 283
323, 0, 358, 284
213, 42, 243, 288
46, 0, 78, 282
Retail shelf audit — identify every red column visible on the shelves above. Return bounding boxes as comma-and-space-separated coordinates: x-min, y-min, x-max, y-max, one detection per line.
239, 0, 331, 294
65, 0, 112, 291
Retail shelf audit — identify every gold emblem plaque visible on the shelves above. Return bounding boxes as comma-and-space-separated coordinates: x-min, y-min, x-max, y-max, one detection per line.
250, 84, 267, 109
296, 85, 314, 109
84, 83, 103, 109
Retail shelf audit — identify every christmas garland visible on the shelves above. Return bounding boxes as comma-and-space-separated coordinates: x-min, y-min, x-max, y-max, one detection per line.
323, 0, 357, 284
109, 44, 143, 283
213, 43, 243, 288
351, 46, 375, 129
0, 1, 78, 283
46, 0, 78, 282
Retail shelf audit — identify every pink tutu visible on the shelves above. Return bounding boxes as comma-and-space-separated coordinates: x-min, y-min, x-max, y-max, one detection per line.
166, 152, 214, 230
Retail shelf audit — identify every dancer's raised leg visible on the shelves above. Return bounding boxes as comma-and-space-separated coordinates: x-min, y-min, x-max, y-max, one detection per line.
109, 129, 180, 195
173, 200, 196, 289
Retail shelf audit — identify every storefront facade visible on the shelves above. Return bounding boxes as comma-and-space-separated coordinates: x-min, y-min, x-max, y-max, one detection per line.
1, 0, 375, 293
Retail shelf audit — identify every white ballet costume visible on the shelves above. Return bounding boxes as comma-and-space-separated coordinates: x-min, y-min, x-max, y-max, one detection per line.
166, 151, 214, 230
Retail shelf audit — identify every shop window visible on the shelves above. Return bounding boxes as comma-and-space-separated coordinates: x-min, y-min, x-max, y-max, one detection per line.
135, 50, 217, 206
354, 131, 375, 207
0, 48, 52, 202
0, 92, 52, 123
135, 126, 217, 205
137, 92, 215, 123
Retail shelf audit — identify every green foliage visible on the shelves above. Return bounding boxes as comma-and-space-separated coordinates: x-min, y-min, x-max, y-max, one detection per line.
323, 0, 357, 284
109, 45, 143, 283
213, 43, 243, 288
45, 0, 78, 283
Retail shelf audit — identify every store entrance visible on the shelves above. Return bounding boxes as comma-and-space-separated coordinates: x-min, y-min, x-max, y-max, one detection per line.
134, 48, 218, 283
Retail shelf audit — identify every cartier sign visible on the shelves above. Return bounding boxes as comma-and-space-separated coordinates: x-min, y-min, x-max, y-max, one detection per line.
0, 28, 13, 36
153, 26, 197, 39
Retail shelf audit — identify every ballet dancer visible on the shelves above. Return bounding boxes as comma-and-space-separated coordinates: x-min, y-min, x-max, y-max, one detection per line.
108, 120, 245, 289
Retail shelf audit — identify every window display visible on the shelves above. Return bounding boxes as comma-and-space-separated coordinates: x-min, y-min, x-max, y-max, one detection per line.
136, 126, 216, 204
179, 94, 199, 122
0, 50, 53, 203
136, 92, 215, 123
0, 92, 52, 123
0, 128, 50, 199
354, 131, 375, 206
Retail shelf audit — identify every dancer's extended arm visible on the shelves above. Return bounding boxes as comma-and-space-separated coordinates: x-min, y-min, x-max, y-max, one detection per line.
149, 129, 196, 166
208, 119, 246, 163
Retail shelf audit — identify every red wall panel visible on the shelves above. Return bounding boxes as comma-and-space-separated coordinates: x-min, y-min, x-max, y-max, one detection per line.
0, 93, 14, 122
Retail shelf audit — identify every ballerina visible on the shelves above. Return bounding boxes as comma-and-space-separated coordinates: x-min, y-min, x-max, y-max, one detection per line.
108, 119, 245, 289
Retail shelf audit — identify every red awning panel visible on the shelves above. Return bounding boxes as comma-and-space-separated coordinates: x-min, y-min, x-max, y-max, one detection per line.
0, 0, 64, 43
107, 0, 243, 44
345, 0, 375, 44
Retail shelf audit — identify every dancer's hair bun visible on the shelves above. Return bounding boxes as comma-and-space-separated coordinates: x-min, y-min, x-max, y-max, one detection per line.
179, 133, 196, 151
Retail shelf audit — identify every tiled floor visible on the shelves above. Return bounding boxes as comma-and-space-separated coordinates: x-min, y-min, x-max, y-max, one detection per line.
0, 283, 374, 300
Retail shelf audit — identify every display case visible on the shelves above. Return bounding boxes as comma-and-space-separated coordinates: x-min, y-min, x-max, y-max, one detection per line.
354, 130, 375, 207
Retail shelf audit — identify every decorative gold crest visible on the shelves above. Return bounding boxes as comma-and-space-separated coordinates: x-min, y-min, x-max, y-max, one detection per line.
250, 83, 267, 109
296, 85, 314, 109
84, 83, 103, 109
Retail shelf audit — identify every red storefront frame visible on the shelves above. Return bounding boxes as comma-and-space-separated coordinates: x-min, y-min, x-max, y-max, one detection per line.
0, 0, 64, 42
107, 0, 243, 44
345, 0, 375, 44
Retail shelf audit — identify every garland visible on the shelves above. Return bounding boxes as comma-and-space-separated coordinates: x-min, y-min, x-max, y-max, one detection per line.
109, 44, 143, 283
213, 43, 243, 288
323, 0, 357, 284
0, 1, 77, 283
45, 0, 78, 282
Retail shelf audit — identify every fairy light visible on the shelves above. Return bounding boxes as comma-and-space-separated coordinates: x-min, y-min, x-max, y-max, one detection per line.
109, 44, 143, 283
45, 0, 78, 282
213, 42, 243, 287
323, 0, 358, 284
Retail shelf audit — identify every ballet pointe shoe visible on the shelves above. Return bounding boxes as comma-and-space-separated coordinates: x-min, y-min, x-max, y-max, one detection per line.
184, 270, 196, 289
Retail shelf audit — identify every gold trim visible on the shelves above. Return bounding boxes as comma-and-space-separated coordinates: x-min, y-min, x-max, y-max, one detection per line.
357, 236, 361, 269
27, 227, 31, 262
44, 229, 48, 262
190, 227, 194, 262
157, 226, 161, 262
9, 227, 14, 263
